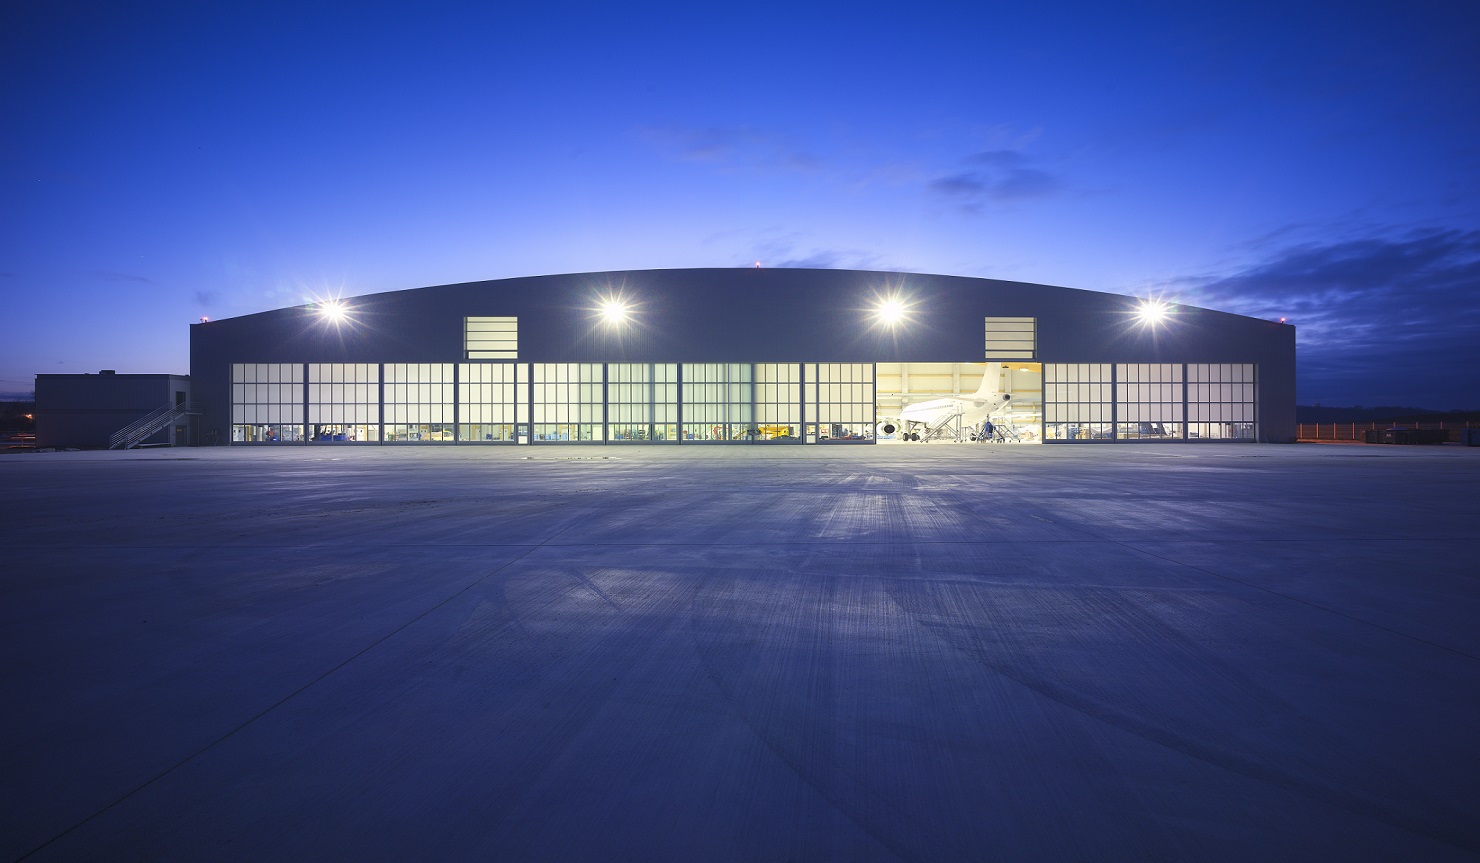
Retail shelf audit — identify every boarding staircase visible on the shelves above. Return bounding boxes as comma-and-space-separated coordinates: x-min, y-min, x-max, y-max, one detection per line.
920, 411, 966, 442
907, 410, 1022, 444
109, 400, 202, 450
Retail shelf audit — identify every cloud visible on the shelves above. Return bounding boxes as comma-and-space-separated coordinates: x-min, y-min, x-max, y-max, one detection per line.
641, 126, 822, 174
194, 290, 219, 306
991, 168, 1060, 200
1182, 228, 1480, 407
732, 231, 889, 271
928, 173, 988, 197
1188, 229, 1480, 347
968, 149, 1029, 169
928, 149, 1064, 210
94, 271, 156, 285
643, 127, 1063, 214
767, 249, 886, 270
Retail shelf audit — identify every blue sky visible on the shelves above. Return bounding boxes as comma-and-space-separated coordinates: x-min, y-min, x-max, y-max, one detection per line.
3, 1, 1478, 407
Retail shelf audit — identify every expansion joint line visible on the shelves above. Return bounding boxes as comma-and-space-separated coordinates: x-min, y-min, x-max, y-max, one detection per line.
1114, 540, 1480, 664
14, 541, 553, 863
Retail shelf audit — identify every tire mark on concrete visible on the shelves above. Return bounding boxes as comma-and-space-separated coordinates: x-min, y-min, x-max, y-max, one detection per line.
686, 556, 1189, 862
883, 578, 1480, 856
687, 566, 914, 862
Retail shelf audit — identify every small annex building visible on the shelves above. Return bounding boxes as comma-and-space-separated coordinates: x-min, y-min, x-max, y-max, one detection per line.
187, 268, 1296, 446
35, 372, 194, 449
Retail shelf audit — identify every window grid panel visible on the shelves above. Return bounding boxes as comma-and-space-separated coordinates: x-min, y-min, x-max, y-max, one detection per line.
1115, 363, 1184, 439
384, 363, 454, 441
466, 316, 517, 359
607, 363, 679, 441
680, 363, 757, 441
1187, 363, 1257, 439
752, 363, 801, 440
457, 362, 525, 441
231, 363, 305, 442
1043, 363, 1112, 440
305, 363, 380, 441
532, 363, 604, 441
985, 317, 1037, 358
806, 363, 875, 441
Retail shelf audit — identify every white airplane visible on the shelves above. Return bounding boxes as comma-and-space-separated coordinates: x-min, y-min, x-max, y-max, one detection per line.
878, 363, 1012, 441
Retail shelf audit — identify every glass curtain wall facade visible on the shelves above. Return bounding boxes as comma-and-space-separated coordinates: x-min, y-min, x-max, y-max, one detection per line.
679, 363, 809, 443
1188, 364, 1256, 440
228, 360, 1251, 444
806, 363, 875, 442
681, 363, 752, 441
1115, 363, 1184, 440
1045, 363, 1257, 441
532, 363, 603, 441
231, 363, 304, 442
608, 363, 678, 442
384, 363, 454, 442
308, 363, 380, 442
458, 362, 526, 442
1044, 364, 1114, 441
753, 363, 801, 441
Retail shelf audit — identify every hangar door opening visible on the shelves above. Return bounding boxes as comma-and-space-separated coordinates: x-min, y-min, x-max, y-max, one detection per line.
875, 363, 1042, 444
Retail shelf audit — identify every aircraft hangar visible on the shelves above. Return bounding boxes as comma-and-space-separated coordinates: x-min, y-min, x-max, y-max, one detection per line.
188, 268, 1295, 446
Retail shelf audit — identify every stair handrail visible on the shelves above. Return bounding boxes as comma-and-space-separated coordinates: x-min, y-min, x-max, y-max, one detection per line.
109, 400, 202, 449
109, 401, 177, 448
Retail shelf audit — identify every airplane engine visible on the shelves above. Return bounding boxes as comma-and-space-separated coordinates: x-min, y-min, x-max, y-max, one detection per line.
878, 421, 899, 436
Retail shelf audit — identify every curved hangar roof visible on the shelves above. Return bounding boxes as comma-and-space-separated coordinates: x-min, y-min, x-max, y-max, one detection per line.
192, 267, 1291, 365
190, 267, 1290, 367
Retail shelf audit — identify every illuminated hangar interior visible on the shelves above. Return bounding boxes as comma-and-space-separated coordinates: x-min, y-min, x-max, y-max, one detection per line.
188, 268, 1295, 445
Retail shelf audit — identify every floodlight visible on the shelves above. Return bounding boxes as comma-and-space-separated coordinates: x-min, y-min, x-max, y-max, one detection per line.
600, 298, 630, 324
1136, 299, 1171, 326
319, 299, 348, 323
874, 296, 910, 327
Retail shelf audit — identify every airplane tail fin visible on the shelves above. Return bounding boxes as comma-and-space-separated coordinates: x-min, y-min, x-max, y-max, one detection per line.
972, 363, 1003, 398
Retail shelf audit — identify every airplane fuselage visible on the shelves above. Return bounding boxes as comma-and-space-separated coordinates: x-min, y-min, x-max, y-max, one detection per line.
877, 363, 1012, 440
898, 391, 1011, 429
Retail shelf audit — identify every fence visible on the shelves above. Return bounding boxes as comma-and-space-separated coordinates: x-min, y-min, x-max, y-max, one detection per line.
1298, 421, 1479, 442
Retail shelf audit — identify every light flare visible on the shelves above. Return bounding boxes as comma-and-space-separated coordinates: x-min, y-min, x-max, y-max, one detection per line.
1136, 298, 1172, 326
872, 293, 913, 328
600, 298, 630, 324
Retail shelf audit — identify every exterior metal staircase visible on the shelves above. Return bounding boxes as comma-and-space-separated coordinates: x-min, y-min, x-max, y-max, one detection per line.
109, 400, 201, 450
